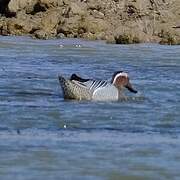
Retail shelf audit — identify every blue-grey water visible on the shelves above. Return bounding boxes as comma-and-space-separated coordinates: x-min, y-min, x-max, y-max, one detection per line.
0, 36, 180, 180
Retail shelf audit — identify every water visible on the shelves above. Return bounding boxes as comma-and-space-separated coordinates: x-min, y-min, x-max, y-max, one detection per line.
0, 36, 180, 180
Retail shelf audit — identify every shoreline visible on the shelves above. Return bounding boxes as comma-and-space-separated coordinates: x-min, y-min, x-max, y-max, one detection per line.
1, 34, 180, 47
0, 0, 180, 45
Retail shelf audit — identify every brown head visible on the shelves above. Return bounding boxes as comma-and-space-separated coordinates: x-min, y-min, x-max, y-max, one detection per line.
111, 71, 137, 93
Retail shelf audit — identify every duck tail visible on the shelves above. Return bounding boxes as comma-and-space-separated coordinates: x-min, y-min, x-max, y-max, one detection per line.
58, 75, 75, 99
58, 75, 66, 87
58, 75, 69, 95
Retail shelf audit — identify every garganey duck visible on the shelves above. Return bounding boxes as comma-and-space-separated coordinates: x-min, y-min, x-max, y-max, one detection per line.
58, 71, 137, 101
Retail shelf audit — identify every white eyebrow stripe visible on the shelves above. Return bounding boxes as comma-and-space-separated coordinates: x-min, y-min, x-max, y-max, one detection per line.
113, 72, 128, 84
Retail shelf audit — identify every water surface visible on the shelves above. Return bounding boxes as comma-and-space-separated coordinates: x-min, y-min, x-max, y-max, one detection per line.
0, 36, 180, 180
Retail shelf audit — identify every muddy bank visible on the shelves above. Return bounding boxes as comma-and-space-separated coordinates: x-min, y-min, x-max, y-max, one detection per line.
0, 0, 180, 44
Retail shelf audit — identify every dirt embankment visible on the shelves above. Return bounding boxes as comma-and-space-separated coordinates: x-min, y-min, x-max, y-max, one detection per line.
0, 0, 180, 44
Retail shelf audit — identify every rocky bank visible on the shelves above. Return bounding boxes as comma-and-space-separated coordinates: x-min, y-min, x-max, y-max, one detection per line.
0, 0, 180, 44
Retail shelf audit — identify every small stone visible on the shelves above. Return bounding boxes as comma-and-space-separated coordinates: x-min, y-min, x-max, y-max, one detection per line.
34, 29, 49, 39
57, 33, 65, 38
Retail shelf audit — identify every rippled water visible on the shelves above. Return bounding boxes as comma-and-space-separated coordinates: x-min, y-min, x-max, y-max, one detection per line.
0, 36, 180, 180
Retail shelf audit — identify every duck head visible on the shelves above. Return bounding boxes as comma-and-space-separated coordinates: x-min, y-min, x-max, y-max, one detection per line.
111, 71, 137, 93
